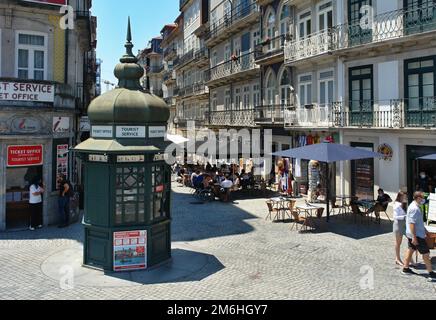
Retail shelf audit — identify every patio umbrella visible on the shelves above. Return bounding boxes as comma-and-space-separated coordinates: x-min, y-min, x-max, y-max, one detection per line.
418, 154, 436, 160
273, 143, 383, 221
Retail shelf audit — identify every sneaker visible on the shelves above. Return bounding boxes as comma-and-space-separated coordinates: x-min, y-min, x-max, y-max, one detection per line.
29, 227, 35, 231
402, 268, 417, 276
427, 272, 436, 282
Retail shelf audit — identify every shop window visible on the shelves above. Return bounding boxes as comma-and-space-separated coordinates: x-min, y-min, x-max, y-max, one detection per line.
16, 32, 47, 80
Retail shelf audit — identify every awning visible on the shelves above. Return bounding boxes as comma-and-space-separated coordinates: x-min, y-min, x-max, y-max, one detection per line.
166, 134, 189, 145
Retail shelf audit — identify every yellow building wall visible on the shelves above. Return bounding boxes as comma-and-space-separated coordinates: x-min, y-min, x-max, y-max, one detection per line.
49, 15, 65, 83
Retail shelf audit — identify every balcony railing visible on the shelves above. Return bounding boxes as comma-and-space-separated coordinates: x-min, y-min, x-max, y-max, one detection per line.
208, 109, 256, 127
332, 98, 436, 129
193, 83, 208, 95
335, 3, 436, 51
255, 34, 287, 61
284, 29, 336, 64
208, 52, 258, 82
284, 104, 332, 128
163, 69, 176, 82
254, 104, 287, 124
206, 0, 259, 41
179, 85, 194, 96
163, 47, 177, 58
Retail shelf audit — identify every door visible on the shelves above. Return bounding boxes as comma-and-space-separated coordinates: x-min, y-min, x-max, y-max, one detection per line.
349, 65, 373, 126
405, 56, 436, 127
348, 0, 373, 46
404, 0, 436, 35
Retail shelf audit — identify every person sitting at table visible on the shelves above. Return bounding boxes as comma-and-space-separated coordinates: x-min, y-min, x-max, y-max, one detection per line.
350, 197, 364, 216
368, 189, 392, 218
220, 176, 233, 203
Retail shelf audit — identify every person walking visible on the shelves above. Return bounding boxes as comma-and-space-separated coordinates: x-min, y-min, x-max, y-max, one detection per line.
402, 191, 436, 282
393, 192, 412, 267
29, 177, 44, 231
57, 174, 72, 228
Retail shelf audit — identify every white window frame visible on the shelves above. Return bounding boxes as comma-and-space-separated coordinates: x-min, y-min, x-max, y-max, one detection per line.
252, 29, 261, 50
317, 0, 333, 33
318, 68, 335, 106
279, 3, 291, 36
212, 92, 218, 111
225, 89, 231, 110
234, 86, 242, 110
298, 9, 312, 40
298, 73, 313, 107
243, 85, 250, 109
252, 83, 260, 108
15, 30, 48, 80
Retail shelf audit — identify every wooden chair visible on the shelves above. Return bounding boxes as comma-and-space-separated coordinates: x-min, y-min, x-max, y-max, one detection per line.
287, 200, 299, 221
266, 201, 279, 221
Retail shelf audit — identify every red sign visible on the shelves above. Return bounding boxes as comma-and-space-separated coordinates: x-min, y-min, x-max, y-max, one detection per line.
22, 0, 68, 6
7, 145, 43, 167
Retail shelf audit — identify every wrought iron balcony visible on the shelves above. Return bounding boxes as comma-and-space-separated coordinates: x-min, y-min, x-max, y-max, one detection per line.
179, 85, 194, 97
206, 0, 260, 45
284, 104, 332, 128
208, 52, 258, 84
284, 29, 336, 64
331, 98, 436, 129
255, 34, 287, 63
254, 104, 287, 124
335, 3, 436, 51
208, 109, 256, 127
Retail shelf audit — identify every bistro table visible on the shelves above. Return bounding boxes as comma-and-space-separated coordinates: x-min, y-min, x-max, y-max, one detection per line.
293, 203, 324, 233
270, 197, 295, 222
354, 199, 376, 224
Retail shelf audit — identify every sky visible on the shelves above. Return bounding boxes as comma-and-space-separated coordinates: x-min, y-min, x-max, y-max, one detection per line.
92, 0, 180, 92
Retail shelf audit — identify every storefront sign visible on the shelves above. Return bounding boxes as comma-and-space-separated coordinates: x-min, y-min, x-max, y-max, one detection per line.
117, 155, 145, 163
89, 154, 108, 162
113, 230, 147, 272
149, 126, 166, 138
53, 117, 70, 133
23, 0, 67, 5
79, 116, 91, 132
10, 117, 42, 133
92, 126, 113, 138
56, 144, 69, 179
0, 81, 55, 102
116, 126, 146, 138
7, 145, 43, 167
378, 144, 393, 161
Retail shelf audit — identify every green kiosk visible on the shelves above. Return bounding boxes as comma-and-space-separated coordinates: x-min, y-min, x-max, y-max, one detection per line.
74, 20, 171, 272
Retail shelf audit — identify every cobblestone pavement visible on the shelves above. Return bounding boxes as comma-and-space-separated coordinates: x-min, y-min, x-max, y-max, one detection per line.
0, 184, 435, 300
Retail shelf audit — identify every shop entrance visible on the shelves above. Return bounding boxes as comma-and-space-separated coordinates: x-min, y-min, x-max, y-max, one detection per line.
6, 166, 43, 230
407, 145, 436, 197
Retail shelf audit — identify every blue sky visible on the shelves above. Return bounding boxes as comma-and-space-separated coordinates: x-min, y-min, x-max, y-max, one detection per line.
92, 0, 179, 91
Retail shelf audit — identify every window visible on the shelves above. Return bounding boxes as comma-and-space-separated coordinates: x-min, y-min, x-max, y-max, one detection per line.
235, 87, 242, 110
318, 1, 333, 32
234, 38, 241, 57
16, 32, 47, 80
279, 4, 291, 36
151, 164, 171, 221
280, 68, 292, 106
225, 89, 231, 110
224, 43, 231, 62
349, 65, 373, 126
266, 72, 277, 105
115, 167, 146, 225
319, 69, 334, 106
266, 11, 276, 51
243, 85, 250, 109
252, 84, 260, 107
252, 29, 261, 49
299, 74, 312, 106
212, 92, 218, 111
212, 50, 218, 67
298, 11, 312, 39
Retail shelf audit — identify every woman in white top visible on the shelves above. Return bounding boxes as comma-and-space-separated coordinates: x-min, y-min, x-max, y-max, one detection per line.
393, 191, 412, 267
29, 177, 45, 231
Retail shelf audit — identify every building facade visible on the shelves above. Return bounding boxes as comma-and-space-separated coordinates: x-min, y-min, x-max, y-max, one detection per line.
0, 0, 97, 231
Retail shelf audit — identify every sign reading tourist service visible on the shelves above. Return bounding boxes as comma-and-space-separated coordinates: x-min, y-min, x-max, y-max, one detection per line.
0, 81, 55, 102
116, 126, 146, 138
7, 145, 43, 167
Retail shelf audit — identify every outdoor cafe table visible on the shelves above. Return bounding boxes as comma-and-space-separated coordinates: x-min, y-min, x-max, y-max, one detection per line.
293, 204, 324, 233
270, 197, 294, 221
355, 199, 377, 224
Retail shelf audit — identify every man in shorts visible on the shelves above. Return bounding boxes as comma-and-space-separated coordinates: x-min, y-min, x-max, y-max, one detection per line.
402, 191, 436, 282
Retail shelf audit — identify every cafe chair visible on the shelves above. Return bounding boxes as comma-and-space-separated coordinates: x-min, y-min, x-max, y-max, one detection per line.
266, 201, 280, 221
286, 200, 298, 221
